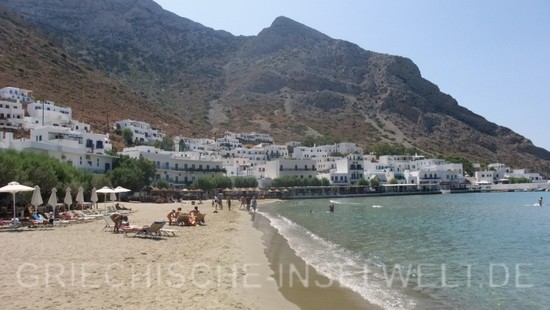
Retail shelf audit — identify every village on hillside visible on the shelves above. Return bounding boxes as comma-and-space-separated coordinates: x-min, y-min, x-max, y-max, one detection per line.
1, 86, 549, 197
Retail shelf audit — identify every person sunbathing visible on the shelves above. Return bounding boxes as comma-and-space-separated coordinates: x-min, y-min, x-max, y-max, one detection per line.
115, 203, 132, 211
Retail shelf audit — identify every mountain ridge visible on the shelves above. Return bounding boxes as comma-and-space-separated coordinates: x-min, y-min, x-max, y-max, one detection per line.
1, 0, 549, 175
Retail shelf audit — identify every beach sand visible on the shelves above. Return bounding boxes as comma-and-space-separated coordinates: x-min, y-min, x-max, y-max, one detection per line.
0, 200, 376, 309
0, 200, 296, 309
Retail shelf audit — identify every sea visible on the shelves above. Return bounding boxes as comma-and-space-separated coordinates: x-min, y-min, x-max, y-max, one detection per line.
258, 191, 550, 310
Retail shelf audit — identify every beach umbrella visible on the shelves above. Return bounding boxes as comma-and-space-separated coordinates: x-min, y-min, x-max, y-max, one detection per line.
0, 181, 35, 219
96, 186, 115, 208
90, 187, 98, 210
48, 188, 58, 216
76, 187, 84, 209
30, 185, 43, 214
64, 187, 72, 211
109, 192, 117, 202
114, 186, 131, 201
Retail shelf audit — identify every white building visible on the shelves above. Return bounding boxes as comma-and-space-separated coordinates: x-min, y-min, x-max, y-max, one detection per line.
0, 126, 114, 173
224, 131, 273, 144
475, 163, 546, 184
0, 87, 33, 103
259, 159, 317, 181
0, 99, 25, 129
329, 154, 365, 185
115, 119, 165, 144
26, 100, 72, 128
174, 136, 218, 153
122, 146, 225, 188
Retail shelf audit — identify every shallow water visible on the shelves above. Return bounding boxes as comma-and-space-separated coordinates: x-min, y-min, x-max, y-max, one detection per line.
260, 192, 550, 309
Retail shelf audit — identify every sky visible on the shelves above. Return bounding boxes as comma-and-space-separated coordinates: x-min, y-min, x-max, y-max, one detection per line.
154, 0, 550, 151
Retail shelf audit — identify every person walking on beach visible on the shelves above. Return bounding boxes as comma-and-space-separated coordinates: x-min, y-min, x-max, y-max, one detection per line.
251, 197, 257, 213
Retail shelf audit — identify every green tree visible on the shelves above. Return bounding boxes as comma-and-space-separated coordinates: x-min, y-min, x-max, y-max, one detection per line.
369, 177, 380, 188
211, 175, 233, 189
122, 128, 133, 146
152, 179, 170, 189
357, 178, 369, 186
154, 136, 175, 151
389, 178, 398, 184
233, 177, 258, 188
192, 176, 214, 195
108, 155, 156, 191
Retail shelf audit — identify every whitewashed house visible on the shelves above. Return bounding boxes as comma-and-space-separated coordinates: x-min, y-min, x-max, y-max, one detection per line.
0, 87, 33, 103
115, 119, 164, 144
259, 159, 317, 181
0, 126, 114, 173
122, 146, 225, 188
0, 99, 25, 129
25, 100, 72, 128
176, 136, 218, 152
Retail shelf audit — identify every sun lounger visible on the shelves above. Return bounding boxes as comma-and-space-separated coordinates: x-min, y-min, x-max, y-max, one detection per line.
159, 228, 177, 237
124, 221, 166, 239
102, 215, 116, 231
0, 221, 24, 232
176, 214, 196, 226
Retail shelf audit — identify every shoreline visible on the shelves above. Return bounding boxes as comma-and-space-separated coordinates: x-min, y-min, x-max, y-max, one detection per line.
248, 200, 380, 310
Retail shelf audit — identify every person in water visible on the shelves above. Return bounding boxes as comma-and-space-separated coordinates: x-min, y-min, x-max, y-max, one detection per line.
538, 197, 543, 206
328, 204, 334, 213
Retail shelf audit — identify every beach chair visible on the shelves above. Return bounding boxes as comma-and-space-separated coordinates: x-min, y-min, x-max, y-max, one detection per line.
194, 213, 206, 225
0, 220, 24, 232
176, 214, 195, 226
124, 221, 166, 239
102, 215, 115, 231
159, 228, 178, 237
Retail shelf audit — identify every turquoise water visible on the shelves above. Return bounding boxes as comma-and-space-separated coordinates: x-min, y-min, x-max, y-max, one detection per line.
259, 192, 550, 309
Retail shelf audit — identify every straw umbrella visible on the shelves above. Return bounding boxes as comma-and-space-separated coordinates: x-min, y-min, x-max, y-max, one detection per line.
90, 187, 98, 210
0, 181, 35, 219
30, 185, 43, 214
64, 187, 72, 211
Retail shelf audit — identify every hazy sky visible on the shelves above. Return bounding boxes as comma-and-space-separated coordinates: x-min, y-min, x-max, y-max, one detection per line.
154, 0, 550, 151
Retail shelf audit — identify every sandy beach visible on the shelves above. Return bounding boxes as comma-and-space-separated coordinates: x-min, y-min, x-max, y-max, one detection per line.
0, 200, 298, 310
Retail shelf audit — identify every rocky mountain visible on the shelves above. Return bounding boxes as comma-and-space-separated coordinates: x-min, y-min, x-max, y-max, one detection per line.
1, 0, 549, 176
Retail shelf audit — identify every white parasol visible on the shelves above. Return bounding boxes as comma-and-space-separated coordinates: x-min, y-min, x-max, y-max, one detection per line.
48, 188, 58, 216
76, 187, 85, 210
64, 187, 72, 211
113, 186, 131, 201
90, 187, 98, 210
0, 181, 35, 219
30, 185, 43, 214
96, 186, 115, 208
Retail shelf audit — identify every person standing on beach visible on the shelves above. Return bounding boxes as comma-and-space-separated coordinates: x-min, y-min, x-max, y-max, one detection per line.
167, 209, 176, 225
110, 213, 128, 234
